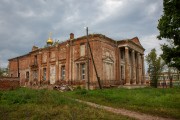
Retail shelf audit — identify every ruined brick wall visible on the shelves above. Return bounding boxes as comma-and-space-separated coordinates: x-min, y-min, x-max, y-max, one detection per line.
8, 34, 145, 88
68, 35, 119, 87
89, 38, 102, 83
70, 39, 81, 82
90, 36, 119, 87
0, 77, 20, 90
9, 59, 18, 77
19, 55, 31, 86
8, 34, 121, 88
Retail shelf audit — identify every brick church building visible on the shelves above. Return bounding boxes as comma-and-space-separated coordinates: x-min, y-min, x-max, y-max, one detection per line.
8, 33, 145, 89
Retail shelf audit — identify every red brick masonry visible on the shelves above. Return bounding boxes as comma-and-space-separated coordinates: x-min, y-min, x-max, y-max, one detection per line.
0, 77, 20, 90
8, 33, 145, 88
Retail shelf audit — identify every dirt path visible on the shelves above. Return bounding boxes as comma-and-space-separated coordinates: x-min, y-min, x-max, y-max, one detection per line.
74, 99, 175, 120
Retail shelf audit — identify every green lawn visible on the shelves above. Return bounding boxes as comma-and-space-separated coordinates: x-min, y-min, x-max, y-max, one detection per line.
66, 87, 180, 119
0, 88, 134, 120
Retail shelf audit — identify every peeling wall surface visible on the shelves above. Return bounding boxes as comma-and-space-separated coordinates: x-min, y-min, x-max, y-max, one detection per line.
8, 34, 145, 88
50, 65, 56, 84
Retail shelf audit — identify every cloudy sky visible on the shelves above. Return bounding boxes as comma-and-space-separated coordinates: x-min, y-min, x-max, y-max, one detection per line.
0, 0, 166, 71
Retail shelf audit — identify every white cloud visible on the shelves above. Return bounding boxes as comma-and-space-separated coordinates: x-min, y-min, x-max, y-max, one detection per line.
0, 49, 19, 68
0, 0, 164, 68
140, 34, 167, 56
95, 0, 123, 23
140, 34, 168, 73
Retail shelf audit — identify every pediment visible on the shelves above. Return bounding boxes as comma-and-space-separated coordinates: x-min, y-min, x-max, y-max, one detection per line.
74, 56, 89, 62
131, 37, 142, 47
102, 56, 114, 63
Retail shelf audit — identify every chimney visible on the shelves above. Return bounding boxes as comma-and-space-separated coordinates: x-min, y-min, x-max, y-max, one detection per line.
70, 33, 74, 40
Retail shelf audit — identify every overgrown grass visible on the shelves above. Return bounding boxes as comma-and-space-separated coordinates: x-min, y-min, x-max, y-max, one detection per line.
66, 87, 180, 119
0, 88, 134, 120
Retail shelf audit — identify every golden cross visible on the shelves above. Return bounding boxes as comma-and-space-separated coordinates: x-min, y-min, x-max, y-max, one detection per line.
49, 32, 52, 38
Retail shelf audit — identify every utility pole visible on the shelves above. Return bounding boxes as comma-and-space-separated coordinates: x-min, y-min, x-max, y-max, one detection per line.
85, 27, 102, 89
17, 57, 20, 78
86, 28, 90, 90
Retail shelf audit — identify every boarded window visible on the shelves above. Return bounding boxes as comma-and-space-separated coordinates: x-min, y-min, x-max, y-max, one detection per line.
50, 65, 56, 84
121, 65, 124, 80
81, 63, 85, 80
121, 50, 124, 59
51, 51, 55, 58
104, 63, 113, 81
43, 68, 46, 80
42, 53, 47, 63
61, 66, 65, 80
33, 70, 38, 80
34, 55, 37, 65
76, 63, 86, 80
77, 64, 80, 80
80, 44, 85, 56
26, 71, 29, 80
50, 52, 55, 61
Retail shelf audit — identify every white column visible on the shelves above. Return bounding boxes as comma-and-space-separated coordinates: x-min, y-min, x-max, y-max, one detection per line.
132, 50, 136, 84
137, 53, 140, 84
125, 47, 130, 85
138, 54, 142, 85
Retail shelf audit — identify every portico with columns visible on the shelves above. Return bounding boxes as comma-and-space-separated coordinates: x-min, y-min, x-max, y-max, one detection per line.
118, 37, 145, 86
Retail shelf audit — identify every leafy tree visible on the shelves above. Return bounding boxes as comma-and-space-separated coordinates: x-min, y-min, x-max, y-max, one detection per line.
0, 67, 8, 77
157, 0, 180, 70
146, 49, 165, 88
0, 68, 3, 77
